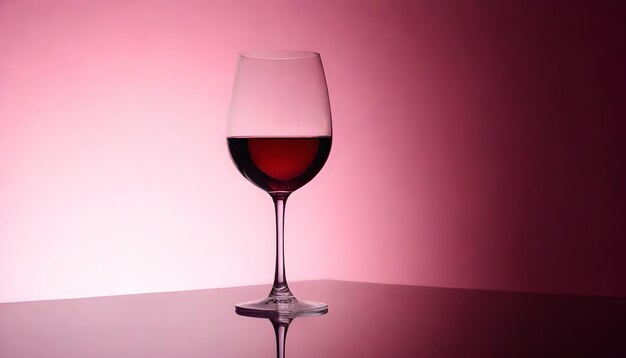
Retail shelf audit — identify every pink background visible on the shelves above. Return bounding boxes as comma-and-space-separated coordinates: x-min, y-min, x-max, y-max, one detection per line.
1, 0, 624, 302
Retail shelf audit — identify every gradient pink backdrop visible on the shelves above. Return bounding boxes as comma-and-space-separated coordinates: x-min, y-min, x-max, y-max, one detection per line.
1, 0, 624, 302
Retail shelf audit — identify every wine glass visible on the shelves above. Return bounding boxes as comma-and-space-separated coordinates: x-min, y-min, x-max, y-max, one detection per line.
227, 51, 332, 316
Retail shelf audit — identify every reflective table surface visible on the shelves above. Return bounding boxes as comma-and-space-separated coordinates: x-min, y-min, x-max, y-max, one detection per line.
1, 280, 625, 357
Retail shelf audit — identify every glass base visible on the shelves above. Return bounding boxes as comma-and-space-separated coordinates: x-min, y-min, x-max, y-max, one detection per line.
235, 296, 328, 318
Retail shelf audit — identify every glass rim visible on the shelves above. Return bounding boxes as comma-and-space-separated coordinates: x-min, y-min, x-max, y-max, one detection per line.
239, 50, 320, 60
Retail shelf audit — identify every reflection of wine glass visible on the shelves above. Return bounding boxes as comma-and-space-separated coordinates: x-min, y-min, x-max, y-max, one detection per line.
237, 306, 327, 358
271, 316, 292, 358
228, 51, 332, 315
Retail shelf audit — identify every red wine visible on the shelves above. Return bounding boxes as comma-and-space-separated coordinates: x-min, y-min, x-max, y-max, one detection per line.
228, 136, 332, 193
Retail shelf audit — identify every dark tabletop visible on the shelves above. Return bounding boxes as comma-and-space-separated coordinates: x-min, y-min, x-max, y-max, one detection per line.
1, 280, 625, 357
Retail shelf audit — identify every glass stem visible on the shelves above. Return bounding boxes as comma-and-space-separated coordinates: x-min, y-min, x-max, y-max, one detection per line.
270, 193, 293, 297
